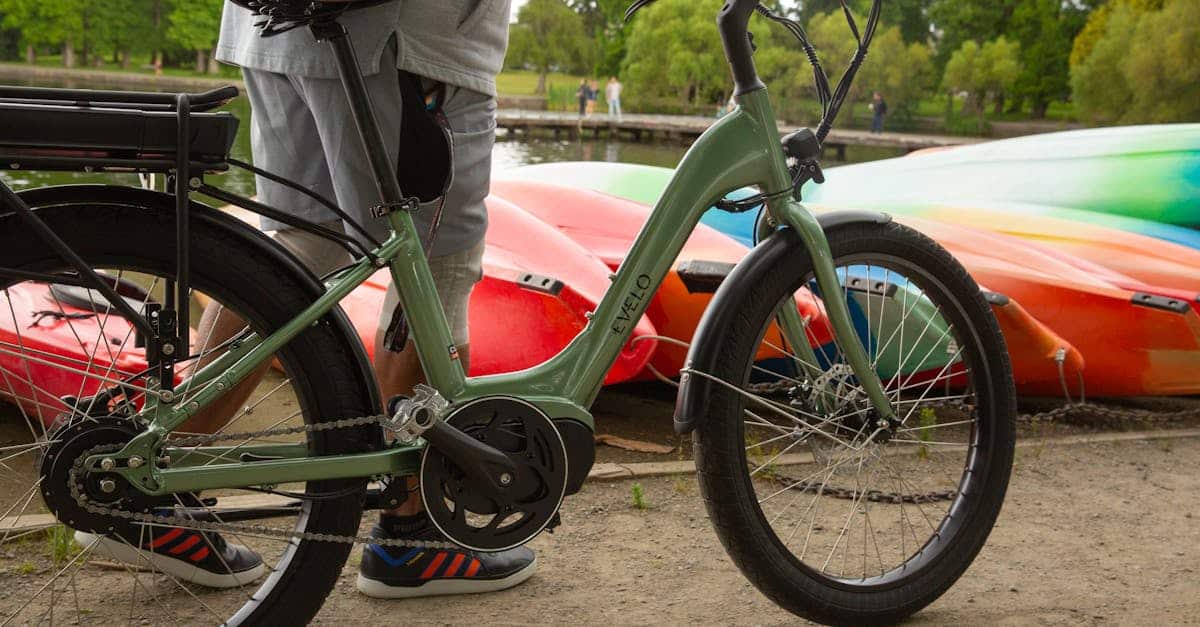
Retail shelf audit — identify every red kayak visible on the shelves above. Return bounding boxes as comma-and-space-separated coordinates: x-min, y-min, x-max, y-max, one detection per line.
0, 282, 158, 422
343, 194, 658, 382
1, 198, 658, 425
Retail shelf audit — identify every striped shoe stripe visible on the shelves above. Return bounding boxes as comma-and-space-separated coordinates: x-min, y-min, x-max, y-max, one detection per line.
168, 534, 202, 555
149, 528, 184, 549
419, 552, 448, 580
464, 558, 481, 578
189, 546, 210, 563
443, 553, 466, 578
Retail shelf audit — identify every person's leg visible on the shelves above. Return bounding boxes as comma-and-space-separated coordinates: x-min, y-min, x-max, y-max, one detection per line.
181, 68, 343, 435
615, 97, 622, 120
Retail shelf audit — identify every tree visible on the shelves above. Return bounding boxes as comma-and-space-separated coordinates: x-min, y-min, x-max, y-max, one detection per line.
622, 0, 788, 111
927, 0, 1014, 68
942, 37, 1020, 129
92, 0, 156, 69
1072, 0, 1200, 124
1008, 0, 1086, 118
567, 0, 630, 77
167, 0, 223, 74
796, 10, 933, 124
0, 0, 85, 66
507, 0, 591, 94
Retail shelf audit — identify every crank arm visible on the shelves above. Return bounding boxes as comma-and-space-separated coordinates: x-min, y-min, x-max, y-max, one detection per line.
421, 421, 520, 497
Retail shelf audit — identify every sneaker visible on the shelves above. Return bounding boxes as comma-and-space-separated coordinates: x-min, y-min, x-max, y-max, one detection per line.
75, 524, 265, 589
356, 513, 537, 599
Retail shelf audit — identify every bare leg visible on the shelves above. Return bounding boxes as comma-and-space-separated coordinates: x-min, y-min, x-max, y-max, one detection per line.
375, 334, 470, 516
179, 301, 271, 434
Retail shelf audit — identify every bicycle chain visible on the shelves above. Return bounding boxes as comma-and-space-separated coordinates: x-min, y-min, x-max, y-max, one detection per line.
63, 387, 1198, 545
66, 414, 458, 550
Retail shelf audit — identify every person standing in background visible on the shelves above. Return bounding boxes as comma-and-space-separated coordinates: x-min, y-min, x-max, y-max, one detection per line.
870, 92, 888, 133
586, 79, 599, 116
577, 78, 590, 118
606, 76, 623, 121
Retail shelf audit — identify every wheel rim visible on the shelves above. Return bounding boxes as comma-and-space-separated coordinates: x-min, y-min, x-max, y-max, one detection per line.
729, 253, 995, 588
0, 265, 335, 624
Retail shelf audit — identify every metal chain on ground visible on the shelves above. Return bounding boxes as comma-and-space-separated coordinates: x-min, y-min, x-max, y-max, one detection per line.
762, 469, 957, 504
1018, 402, 1200, 425
66, 414, 458, 550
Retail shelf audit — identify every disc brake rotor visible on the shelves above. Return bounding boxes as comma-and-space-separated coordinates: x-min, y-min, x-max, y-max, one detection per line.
420, 397, 568, 552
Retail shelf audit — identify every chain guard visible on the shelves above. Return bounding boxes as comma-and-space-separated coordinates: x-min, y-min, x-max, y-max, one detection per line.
420, 397, 568, 552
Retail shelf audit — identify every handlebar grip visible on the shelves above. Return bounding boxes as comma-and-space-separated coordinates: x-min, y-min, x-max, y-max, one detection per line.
718, 0, 766, 95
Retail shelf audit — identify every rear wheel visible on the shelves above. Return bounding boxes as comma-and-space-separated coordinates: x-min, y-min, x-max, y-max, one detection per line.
693, 222, 1016, 624
0, 201, 379, 625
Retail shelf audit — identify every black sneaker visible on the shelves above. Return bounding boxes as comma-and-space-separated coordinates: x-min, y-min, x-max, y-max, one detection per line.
356, 513, 537, 599
75, 524, 265, 589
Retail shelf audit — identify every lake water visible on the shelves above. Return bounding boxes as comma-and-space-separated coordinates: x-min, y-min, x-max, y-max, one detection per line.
0, 81, 903, 198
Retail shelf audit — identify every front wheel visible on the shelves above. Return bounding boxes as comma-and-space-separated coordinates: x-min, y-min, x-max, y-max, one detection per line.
692, 221, 1016, 624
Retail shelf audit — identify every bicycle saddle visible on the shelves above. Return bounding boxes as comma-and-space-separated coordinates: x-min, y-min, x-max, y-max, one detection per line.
230, 0, 395, 36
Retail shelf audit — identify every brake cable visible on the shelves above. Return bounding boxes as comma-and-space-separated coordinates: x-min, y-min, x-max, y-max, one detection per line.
625, 0, 882, 211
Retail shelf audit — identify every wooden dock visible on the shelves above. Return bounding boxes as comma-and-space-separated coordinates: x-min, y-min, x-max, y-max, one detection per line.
496, 110, 981, 157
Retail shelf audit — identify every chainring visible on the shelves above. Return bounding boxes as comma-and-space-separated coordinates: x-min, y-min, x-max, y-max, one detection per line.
419, 396, 568, 552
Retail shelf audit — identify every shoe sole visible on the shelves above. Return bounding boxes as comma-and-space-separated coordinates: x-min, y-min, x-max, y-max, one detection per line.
355, 554, 538, 599
74, 531, 266, 589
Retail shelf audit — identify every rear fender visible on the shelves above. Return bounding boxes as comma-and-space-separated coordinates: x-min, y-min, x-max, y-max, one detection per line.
14, 184, 384, 424
673, 210, 891, 434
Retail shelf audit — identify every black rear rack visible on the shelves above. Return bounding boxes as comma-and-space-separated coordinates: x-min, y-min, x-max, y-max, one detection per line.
0, 85, 240, 173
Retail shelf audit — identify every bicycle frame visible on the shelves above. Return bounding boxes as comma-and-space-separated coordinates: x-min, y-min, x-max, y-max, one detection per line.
60, 1, 895, 497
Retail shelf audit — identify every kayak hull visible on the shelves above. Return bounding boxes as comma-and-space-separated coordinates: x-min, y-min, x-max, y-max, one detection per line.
500, 163, 1200, 397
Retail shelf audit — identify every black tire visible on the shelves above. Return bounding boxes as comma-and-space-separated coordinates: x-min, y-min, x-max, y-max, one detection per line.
693, 222, 1016, 625
0, 201, 379, 625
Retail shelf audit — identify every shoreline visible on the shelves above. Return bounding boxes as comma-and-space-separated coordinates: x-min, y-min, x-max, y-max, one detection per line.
0, 62, 243, 91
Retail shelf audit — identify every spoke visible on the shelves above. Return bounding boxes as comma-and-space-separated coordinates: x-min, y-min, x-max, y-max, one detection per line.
894, 417, 976, 433
4, 294, 50, 436
2, 535, 100, 626
108, 534, 228, 623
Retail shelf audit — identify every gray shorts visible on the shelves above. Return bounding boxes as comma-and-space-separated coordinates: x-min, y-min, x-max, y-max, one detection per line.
243, 39, 495, 346
274, 223, 483, 346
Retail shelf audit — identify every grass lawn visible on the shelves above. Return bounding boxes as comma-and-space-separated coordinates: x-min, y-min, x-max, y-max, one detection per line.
29, 54, 243, 80
496, 69, 584, 96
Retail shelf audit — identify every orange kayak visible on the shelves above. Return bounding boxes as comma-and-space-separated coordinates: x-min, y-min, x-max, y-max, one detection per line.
491, 180, 832, 379
888, 214, 1200, 396
492, 180, 1086, 390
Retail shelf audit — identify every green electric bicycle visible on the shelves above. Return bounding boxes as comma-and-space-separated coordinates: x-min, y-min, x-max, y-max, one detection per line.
0, 0, 1015, 623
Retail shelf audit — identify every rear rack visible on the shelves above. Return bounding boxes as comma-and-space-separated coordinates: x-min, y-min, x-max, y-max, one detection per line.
0, 85, 240, 173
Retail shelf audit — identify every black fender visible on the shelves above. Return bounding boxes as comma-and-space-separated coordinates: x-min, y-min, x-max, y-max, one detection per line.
673, 210, 891, 434
14, 184, 384, 419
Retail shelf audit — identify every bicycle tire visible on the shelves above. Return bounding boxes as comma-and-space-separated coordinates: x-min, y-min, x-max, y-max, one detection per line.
692, 221, 1016, 625
0, 199, 380, 625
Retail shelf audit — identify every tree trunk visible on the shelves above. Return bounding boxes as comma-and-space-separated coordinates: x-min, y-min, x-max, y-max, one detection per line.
992, 93, 1005, 116
63, 41, 75, 68
1030, 99, 1049, 119
195, 50, 207, 74
535, 71, 547, 95
120, 49, 131, 70
25, 45, 35, 64
207, 50, 220, 75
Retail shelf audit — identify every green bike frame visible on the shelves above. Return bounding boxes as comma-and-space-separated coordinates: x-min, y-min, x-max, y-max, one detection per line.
96, 14, 895, 497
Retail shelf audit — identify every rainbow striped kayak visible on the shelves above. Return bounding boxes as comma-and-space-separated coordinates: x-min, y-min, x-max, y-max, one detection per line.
499, 162, 1200, 294
498, 163, 1200, 396
803, 124, 1200, 228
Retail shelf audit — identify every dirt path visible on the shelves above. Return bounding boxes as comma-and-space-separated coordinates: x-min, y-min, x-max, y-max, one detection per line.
309, 434, 1200, 625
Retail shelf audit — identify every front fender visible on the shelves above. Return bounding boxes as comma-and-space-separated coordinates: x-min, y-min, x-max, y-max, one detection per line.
673, 210, 891, 434
15, 184, 384, 419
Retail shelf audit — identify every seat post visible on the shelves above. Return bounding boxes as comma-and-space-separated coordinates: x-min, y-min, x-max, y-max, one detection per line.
310, 19, 409, 212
